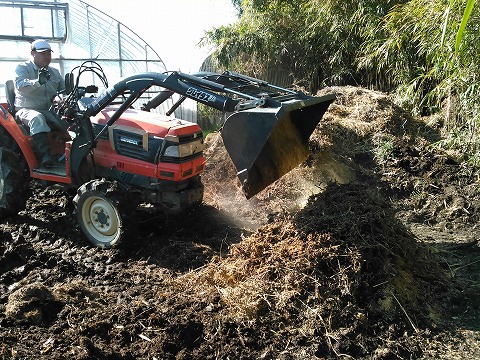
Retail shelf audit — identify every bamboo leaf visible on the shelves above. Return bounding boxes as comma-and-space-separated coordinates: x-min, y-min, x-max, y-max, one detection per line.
441, 0, 456, 49
455, 0, 476, 54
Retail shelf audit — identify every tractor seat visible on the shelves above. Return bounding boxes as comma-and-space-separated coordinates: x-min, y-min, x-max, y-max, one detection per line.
5, 80, 29, 135
5, 80, 16, 116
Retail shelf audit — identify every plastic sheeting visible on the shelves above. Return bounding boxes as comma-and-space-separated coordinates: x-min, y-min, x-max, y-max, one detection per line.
0, 0, 196, 122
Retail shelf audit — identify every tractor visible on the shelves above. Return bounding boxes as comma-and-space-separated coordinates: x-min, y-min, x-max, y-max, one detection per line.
1, 62, 335, 247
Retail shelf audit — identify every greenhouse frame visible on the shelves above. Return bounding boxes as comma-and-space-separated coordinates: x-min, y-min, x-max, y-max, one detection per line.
0, 0, 196, 121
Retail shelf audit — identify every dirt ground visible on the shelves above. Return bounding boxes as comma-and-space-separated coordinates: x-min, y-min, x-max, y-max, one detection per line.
1, 86, 479, 359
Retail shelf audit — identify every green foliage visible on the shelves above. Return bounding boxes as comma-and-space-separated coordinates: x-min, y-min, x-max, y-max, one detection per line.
202, 0, 480, 160
197, 103, 224, 133
203, 0, 314, 85
360, 0, 480, 159
373, 138, 395, 166
203, 0, 407, 92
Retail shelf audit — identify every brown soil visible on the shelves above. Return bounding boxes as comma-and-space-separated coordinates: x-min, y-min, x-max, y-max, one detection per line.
1, 86, 479, 359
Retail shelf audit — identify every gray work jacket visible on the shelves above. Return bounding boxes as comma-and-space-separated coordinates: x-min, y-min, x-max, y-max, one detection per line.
14, 60, 65, 111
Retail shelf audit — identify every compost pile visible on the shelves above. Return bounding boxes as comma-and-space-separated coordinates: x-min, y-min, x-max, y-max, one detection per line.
1, 86, 479, 359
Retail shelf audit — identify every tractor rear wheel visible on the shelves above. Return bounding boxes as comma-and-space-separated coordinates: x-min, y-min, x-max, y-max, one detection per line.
0, 145, 30, 218
74, 179, 124, 248
0, 126, 14, 148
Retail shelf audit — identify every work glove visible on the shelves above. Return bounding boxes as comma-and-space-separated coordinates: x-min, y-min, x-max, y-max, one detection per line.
38, 68, 51, 85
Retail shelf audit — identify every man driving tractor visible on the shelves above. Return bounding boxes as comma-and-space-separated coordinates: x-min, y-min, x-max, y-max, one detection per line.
14, 39, 65, 167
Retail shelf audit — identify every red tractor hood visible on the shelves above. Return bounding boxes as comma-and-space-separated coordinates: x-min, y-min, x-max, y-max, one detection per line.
90, 106, 202, 137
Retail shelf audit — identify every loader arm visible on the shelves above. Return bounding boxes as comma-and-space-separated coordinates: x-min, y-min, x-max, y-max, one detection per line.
83, 72, 241, 118
78, 71, 335, 198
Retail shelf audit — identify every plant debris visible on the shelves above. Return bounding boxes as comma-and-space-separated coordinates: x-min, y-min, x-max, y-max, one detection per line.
0, 86, 479, 359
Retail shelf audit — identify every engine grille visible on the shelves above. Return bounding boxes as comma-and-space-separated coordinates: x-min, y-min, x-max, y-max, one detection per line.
113, 130, 162, 163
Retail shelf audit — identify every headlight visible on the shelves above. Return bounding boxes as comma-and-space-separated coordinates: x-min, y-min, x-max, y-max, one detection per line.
179, 140, 205, 156
164, 139, 205, 158
164, 145, 180, 157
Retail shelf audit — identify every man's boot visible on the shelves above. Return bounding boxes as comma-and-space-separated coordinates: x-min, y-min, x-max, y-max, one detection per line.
32, 132, 53, 168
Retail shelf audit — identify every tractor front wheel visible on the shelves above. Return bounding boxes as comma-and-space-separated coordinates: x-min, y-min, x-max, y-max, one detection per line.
74, 179, 123, 248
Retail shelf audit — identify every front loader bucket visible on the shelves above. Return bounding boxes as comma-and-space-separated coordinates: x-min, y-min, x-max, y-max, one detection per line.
221, 93, 336, 198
